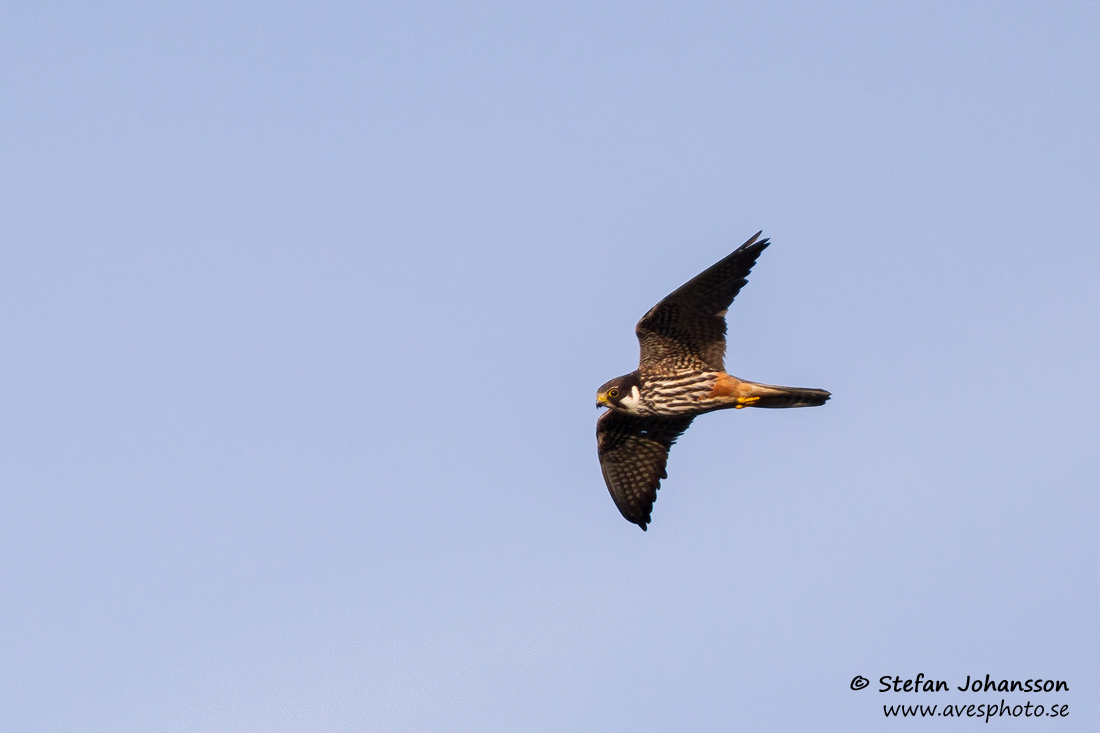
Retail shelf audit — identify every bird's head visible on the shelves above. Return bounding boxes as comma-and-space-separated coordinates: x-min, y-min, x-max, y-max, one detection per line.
596, 372, 642, 412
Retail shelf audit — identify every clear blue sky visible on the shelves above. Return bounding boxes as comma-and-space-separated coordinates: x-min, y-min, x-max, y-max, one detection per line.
3, 3, 1098, 730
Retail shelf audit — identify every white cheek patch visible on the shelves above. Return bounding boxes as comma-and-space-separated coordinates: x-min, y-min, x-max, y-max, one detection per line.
619, 385, 642, 412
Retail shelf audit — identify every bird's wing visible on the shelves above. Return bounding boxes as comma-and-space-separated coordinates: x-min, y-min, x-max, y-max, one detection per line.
596, 409, 695, 530
635, 231, 769, 373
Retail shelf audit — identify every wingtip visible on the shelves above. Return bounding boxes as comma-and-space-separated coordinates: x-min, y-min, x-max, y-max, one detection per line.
740, 230, 770, 252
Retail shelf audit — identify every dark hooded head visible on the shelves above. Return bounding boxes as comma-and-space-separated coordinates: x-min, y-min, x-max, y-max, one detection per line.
596, 371, 642, 411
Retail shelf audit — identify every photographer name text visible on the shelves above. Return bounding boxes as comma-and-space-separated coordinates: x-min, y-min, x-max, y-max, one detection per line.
878, 674, 1068, 694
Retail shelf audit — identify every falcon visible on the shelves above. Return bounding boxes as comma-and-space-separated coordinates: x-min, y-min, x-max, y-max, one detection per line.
596, 231, 830, 530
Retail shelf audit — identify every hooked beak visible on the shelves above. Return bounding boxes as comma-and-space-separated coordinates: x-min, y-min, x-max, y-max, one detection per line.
596, 392, 609, 408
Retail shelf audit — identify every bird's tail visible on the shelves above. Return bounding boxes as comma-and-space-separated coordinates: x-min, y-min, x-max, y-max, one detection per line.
737, 382, 831, 409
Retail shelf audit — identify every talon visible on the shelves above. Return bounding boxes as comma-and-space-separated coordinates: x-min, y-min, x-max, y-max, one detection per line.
735, 396, 760, 409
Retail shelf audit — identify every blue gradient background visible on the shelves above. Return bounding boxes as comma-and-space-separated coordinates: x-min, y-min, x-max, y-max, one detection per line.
3, 3, 1098, 730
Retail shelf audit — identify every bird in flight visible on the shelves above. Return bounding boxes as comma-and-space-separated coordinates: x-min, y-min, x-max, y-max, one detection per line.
596, 232, 830, 530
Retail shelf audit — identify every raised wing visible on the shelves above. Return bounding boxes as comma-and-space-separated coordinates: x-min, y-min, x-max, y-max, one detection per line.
596, 409, 695, 530
635, 231, 769, 373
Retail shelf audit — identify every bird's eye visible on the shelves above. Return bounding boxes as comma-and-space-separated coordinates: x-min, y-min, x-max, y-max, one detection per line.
607, 388, 620, 399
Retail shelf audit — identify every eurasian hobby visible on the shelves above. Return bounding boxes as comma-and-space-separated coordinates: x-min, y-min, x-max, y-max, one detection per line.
596, 232, 830, 530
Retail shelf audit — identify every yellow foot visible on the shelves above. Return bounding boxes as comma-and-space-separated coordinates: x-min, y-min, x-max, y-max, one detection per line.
734, 396, 760, 409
